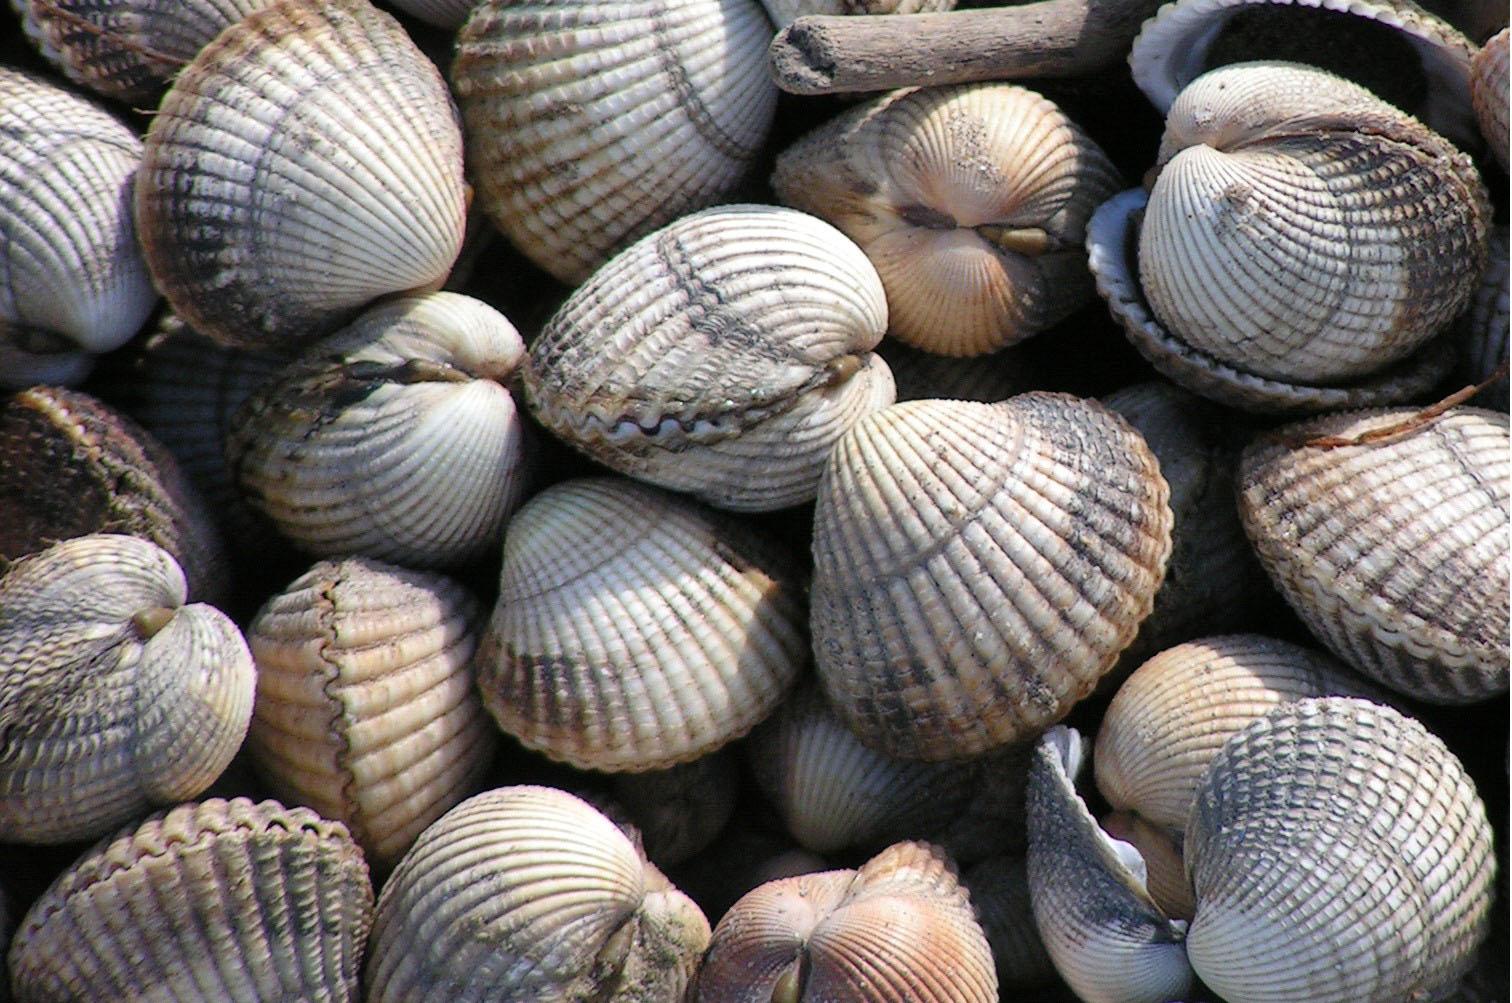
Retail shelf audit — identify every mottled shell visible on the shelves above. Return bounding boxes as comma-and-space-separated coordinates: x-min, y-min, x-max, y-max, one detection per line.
452, 0, 777, 285
475, 477, 807, 772
524, 204, 894, 512
0, 66, 156, 388
773, 84, 1121, 357
136, 0, 466, 350
1026, 728, 1194, 1003
1238, 407, 1509, 702
961, 856, 1058, 990
1472, 29, 1508, 167
227, 292, 529, 567
1456, 225, 1508, 410
366, 785, 711, 1003
811, 394, 1172, 761
760, 0, 952, 30
9, 797, 373, 1002
695, 841, 998, 1003
610, 752, 739, 867
878, 338, 1045, 403
1185, 697, 1494, 1003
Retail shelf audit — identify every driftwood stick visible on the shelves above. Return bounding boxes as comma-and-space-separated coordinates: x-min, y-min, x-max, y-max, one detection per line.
769, 0, 1162, 95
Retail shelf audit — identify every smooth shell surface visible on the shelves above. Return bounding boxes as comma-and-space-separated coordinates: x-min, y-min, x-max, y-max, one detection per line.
811, 394, 1172, 760
1471, 29, 1508, 168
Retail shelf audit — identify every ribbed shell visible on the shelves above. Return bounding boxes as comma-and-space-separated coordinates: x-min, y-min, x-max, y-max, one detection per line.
1238, 407, 1509, 702
9, 797, 373, 1002
1472, 30, 1508, 167
1456, 226, 1508, 410
136, 0, 466, 350
878, 339, 1044, 404
1100, 811, 1196, 921
246, 557, 494, 868
610, 752, 739, 867
383, 0, 476, 27
1185, 697, 1495, 1003
227, 292, 529, 567
960, 856, 1057, 990
0, 535, 254, 844
366, 785, 711, 1003
475, 477, 807, 772
524, 204, 894, 512
695, 841, 998, 1003
772, 84, 1121, 357
452, 0, 777, 285
1025, 728, 1194, 1003
0, 66, 156, 386
811, 394, 1172, 761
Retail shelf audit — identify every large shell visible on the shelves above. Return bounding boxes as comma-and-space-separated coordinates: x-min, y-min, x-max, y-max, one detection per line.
1238, 407, 1509, 702
811, 394, 1172, 761
1185, 697, 1495, 1003
695, 841, 998, 1003
523, 204, 894, 512
452, 0, 777, 285
136, 0, 467, 351
1472, 29, 1509, 168
475, 477, 807, 772
772, 84, 1121, 357
365, 785, 711, 1003
9, 797, 373, 1002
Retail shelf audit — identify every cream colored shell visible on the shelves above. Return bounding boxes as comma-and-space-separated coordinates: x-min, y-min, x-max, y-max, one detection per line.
1472, 29, 1508, 169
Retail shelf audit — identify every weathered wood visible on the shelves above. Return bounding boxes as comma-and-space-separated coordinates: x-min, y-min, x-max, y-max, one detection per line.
768, 1, 1162, 95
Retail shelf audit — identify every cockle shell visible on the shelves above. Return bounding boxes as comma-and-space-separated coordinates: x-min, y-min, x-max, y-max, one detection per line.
9, 797, 373, 1002
1185, 697, 1494, 1003
0, 534, 254, 845
227, 291, 529, 567
668, 827, 831, 927
365, 785, 711, 1003
695, 840, 998, 1003
523, 204, 895, 512
1456, 225, 1508, 410
1472, 29, 1508, 168
772, 84, 1121, 357
960, 856, 1057, 990
475, 477, 807, 772
1238, 407, 1509, 703
877, 338, 1044, 404
136, 0, 467, 351
245, 556, 494, 869
760, 0, 953, 30
610, 752, 739, 867
0, 66, 156, 388
382, 0, 476, 28
1100, 811, 1196, 921
811, 394, 1172, 761
452, 0, 777, 285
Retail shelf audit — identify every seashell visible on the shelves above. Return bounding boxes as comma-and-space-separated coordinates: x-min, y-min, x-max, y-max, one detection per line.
245, 556, 494, 869
960, 855, 1058, 990
365, 784, 710, 1003
0, 66, 157, 389
0, 535, 255, 845
923, 743, 1034, 861
1100, 811, 1196, 921
523, 204, 895, 512
1026, 727, 1194, 1003
382, 0, 477, 28
877, 338, 1045, 404
669, 826, 832, 927
760, 0, 953, 30
1471, 29, 1508, 167
772, 83, 1121, 357
475, 477, 807, 772
1238, 407, 1510, 703
610, 751, 739, 867
1185, 697, 1495, 1003
1455, 224, 1508, 410
0, 385, 229, 605
9, 797, 373, 1002
695, 840, 998, 1003
136, 0, 467, 351
452, 0, 777, 285
811, 394, 1172, 761
227, 291, 529, 567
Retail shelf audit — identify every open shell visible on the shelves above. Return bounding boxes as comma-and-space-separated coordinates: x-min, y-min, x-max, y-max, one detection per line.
1472, 29, 1509, 168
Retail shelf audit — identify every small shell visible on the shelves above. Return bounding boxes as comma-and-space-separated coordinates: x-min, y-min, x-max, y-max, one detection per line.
366, 785, 711, 1003
1238, 407, 1510, 702
1185, 697, 1495, 1003
960, 856, 1058, 990
136, 0, 467, 350
1455, 225, 1508, 410
610, 752, 740, 867
9, 797, 373, 1002
523, 204, 895, 512
760, 0, 953, 30
475, 477, 807, 772
811, 394, 1172, 760
452, 0, 777, 285
773, 84, 1121, 357
1471, 29, 1508, 167
695, 841, 998, 1003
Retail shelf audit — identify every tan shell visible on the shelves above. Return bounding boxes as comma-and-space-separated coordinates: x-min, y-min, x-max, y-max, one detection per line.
695, 841, 998, 1003
9, 797, 373, 1002
475, 477, 807, 772
1472, 29, 1508, 166
136, 0, 466, 350
1238, 407, 1509, 702
1185, 697, 1495, 1003
227, 291, 529, 567
772, 84, 1121, 357
811, 394, 1172, 760
760, 0, 953, 30
452, 0, 777, 285
1100, 811, 1196, 922
610, 752, 739, 867
1456, 225, 1508, 410
523, 204, 895, 512
366, 785, 711, 1003
960, 856, 1058, 990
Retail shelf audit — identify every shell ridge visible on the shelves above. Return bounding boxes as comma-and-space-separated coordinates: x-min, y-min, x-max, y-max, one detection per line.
648, 1, 761, 163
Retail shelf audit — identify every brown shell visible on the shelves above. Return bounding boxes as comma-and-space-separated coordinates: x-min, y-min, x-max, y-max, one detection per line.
610, 752, 740, 867
1471, 27, 1508, 167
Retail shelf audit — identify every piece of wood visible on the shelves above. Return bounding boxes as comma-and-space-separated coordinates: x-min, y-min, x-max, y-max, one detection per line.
768, 1, 1162, 95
